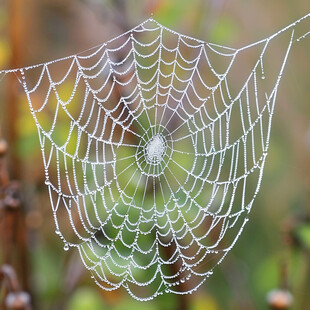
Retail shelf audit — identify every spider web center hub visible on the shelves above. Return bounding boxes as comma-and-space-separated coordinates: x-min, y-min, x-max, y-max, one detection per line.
145, 134, 166, 164
136, 126, 173, 177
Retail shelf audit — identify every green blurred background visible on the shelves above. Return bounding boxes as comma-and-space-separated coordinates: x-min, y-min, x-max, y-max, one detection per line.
0, 1, 310, 309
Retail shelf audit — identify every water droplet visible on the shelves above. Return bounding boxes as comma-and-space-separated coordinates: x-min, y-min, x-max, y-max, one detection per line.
64, 244, 69, 251
261, 75, 265, 80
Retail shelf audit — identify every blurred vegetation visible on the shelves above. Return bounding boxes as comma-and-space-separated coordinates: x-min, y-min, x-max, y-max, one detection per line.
0, 0, 310, 309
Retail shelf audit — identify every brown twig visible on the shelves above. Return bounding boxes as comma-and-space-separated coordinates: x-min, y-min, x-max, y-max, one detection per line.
0, 137, 31, 309
0, 264, 32, 310
7, 0, 24, 180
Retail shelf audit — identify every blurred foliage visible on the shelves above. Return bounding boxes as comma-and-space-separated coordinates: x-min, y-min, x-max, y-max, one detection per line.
67, 288, 105, 310
0, 0, 310, 310
208, 15, 239, 45
0, 39, 10, 69
295, 222, 310, 249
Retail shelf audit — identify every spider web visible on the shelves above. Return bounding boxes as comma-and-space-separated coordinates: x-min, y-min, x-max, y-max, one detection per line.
1, 14, 310, 300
